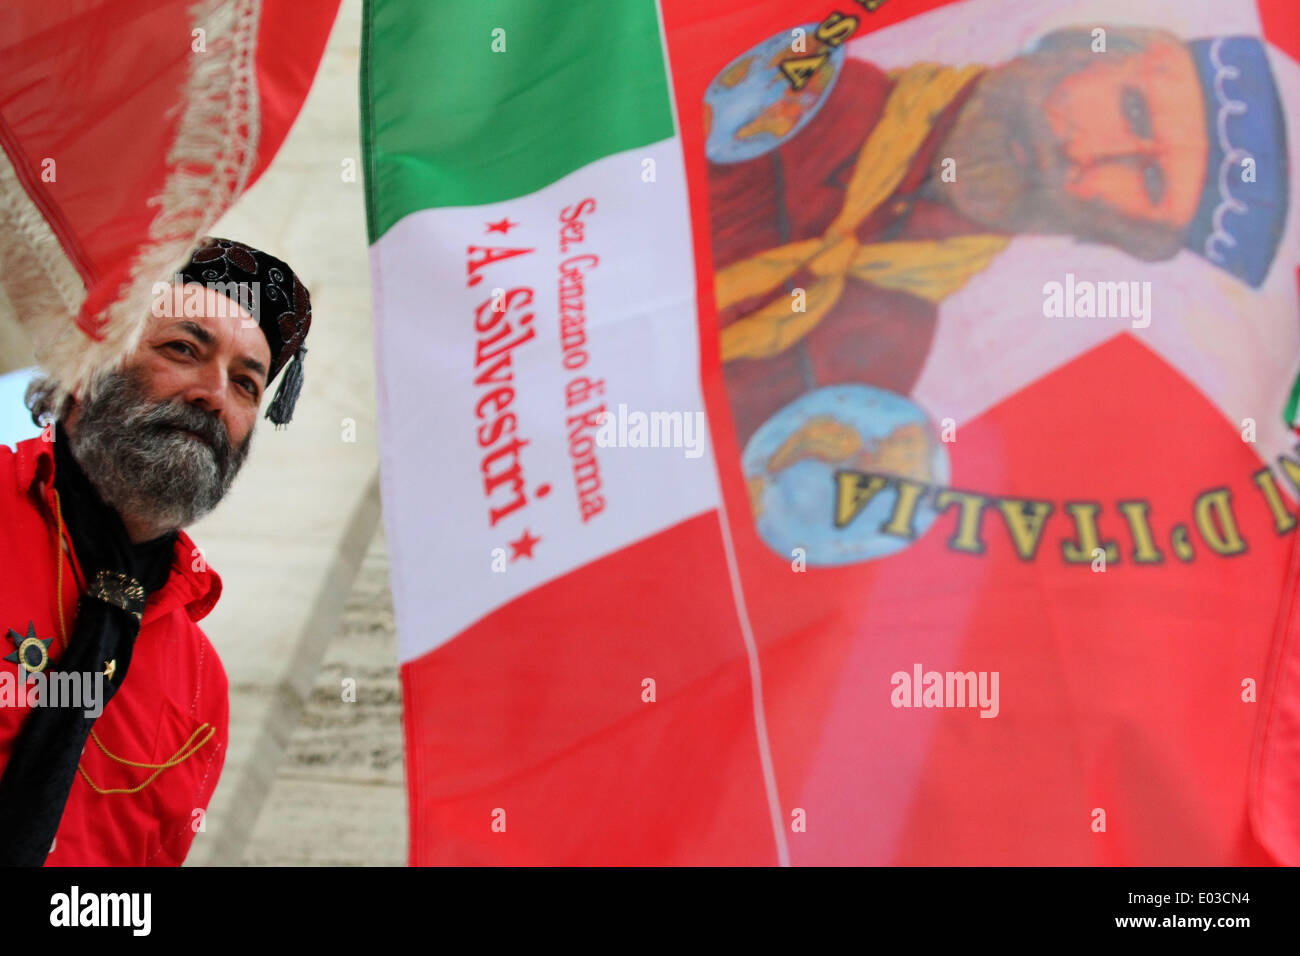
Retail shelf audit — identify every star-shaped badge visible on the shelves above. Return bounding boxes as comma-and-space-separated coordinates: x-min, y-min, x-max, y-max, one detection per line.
5, 622, 53, 677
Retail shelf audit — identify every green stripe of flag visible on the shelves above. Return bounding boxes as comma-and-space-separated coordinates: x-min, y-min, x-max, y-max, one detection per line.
362, 0, 675, 241
1285, 368, 1300, 429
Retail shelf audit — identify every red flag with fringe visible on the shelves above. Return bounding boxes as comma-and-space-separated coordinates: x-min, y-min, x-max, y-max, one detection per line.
0, 0, 340, 387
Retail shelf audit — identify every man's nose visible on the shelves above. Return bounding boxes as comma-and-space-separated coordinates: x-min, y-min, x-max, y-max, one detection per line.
182, 364, 227, 414
1048, 102, 1153, 169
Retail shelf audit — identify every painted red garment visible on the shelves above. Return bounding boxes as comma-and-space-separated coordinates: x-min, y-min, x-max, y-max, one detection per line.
711, 59, 991, 444
0, 435, 227, 866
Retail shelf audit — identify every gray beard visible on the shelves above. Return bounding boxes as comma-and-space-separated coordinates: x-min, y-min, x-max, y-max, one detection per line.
66, 370, 253, 534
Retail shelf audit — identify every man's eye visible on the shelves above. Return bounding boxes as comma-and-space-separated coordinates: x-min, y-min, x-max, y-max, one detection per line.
238, 378, 259, 398
167, 341, 196, 357
1122, 86, 1152, 139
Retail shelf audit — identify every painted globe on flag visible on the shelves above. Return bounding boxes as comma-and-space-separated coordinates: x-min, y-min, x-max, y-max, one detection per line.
704, 24, 845, 165
742, 385, 951, 566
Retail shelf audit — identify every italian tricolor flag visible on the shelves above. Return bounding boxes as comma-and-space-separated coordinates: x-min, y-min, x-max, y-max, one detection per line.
363, 0, 1300, 865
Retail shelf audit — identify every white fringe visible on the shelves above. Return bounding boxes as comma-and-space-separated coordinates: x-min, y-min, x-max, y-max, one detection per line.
0, 138, 87, 369
36, 0, 264, 398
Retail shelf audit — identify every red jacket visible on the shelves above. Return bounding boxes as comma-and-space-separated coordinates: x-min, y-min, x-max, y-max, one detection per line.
0, 434, 228, 865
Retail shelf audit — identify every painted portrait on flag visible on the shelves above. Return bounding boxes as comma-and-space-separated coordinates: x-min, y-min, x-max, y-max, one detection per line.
704, 2, 1293, 567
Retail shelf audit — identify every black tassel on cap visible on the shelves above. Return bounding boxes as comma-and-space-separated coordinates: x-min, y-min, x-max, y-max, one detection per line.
265, 344, 307, 428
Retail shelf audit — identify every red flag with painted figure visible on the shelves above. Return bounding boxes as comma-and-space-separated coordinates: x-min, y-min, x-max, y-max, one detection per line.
364, 0, 1300, 864
0, 0, 341, 385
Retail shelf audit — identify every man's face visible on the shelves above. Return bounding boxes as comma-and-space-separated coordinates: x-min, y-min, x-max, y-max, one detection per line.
65, 284, 271, 534
938, 27, 1207, 260
126, 283, 271, 450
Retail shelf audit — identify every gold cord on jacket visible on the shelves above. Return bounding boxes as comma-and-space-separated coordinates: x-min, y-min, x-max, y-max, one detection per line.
77, 724, 215, 795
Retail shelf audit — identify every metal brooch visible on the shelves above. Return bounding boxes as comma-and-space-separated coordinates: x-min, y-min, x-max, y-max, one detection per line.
88, 571, 146, 622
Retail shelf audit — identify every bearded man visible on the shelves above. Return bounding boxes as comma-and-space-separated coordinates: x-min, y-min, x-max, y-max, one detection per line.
0, 237, 311, 866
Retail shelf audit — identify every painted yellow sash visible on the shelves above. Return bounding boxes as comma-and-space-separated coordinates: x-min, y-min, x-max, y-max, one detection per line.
717, 63, 1010, 362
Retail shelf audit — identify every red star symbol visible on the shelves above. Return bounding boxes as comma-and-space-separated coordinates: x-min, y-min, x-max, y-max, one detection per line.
508, 529, 540, 561
486, 217, 518, 234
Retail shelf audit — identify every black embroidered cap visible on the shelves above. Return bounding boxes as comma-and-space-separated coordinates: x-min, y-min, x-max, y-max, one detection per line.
178, 237, 312, 426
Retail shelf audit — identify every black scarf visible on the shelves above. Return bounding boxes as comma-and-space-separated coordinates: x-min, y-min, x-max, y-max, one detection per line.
0, 426, 176, 865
